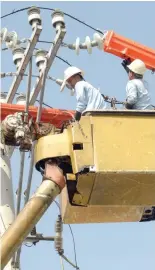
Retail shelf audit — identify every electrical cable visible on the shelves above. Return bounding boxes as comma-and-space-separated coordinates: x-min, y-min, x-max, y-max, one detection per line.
55, 56, 72, 66
3, 91, 53, 109
3, 91, 154, 110
1, 6, 103, 34
1, 47, 73, 66
54, 200, 79, 270
24, 243, 33, 247
1, 7, 31, 19
36, 100, 53, 109
68, 225, 78, 269
37, 40, 67, 47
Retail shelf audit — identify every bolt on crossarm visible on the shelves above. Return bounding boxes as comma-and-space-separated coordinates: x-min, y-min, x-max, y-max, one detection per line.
1, 162, 65, 269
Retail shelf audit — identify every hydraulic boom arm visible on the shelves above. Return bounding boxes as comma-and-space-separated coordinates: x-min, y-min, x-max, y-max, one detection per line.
103, 31, 155, 71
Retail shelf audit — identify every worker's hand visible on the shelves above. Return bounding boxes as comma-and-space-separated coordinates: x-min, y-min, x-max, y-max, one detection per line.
123, 101, 134, 109
121, 58, 131, 73
74, 111, 82, 121
122, 58, 132, 67
101, 94, 109, 101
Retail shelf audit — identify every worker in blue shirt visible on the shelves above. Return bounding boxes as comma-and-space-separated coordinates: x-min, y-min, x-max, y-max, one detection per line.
122, 58, 152, 110
60, 66, 106, 121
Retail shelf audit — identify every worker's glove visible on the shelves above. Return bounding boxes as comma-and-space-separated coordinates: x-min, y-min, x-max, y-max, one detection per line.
123, 101, 134, 109
101, 94, 109, 101
74, 111, 82, 121
122, 58, 131, 67
121, 58, 131, 73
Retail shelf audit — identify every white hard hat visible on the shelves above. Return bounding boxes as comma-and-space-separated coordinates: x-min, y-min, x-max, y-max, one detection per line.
127, 59, 146, 76
60, 66, 84, 92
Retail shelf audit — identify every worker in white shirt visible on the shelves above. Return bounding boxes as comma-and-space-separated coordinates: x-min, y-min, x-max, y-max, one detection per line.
122, 58, 152, 110
60, 67, 106, 121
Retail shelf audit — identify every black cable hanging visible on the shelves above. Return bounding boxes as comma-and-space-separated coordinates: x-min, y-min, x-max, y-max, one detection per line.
1, 6, 103, 34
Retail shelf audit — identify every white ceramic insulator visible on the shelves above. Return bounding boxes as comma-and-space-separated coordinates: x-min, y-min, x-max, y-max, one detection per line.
35, 50, 47, 66
0, 28, 8, 44
5, 31, 18, 49
75, 37, 80, 55
52, 11, 64, 28
12, 47, 24, 66
16, 94, 26, 105
27, 7, 41, 27
28, 13, 41, 24
93, 33, 103, 50
16, 59, 22, 70
85, 36, 92, 54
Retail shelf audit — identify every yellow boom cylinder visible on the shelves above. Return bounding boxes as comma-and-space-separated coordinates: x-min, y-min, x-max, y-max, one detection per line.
1, 163, 65, 269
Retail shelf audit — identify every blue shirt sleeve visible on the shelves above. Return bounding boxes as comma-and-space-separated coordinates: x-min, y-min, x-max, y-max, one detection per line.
75, 83, 87, 113
126, 81, 138, 105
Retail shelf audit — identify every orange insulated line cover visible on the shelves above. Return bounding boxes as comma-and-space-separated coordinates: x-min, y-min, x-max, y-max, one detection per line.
104, 31, 155, 70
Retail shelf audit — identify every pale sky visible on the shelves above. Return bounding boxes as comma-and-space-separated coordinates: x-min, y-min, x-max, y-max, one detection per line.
1, 1, 155, 270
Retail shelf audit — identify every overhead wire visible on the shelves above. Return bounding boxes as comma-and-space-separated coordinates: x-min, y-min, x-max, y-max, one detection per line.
3, 91, 155, 111
24, 243, 33, 247
2, 41, 71, 50
1, 47, 73, 66
54, 200, 79, 270
3, 91, 53, 109
0, 6, 103, 34
55, 56, 72, 66
68, 225, 78, 269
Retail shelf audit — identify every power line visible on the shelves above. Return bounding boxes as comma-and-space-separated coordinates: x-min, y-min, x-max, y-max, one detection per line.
0, 7, 31, 19
3, 91, 53, 109
36, 100, 53, 109
68, 225, 78, 269
56, 56, 72, 66
54, 201, 79, 270
1, 40, 68, 48
1, 47, 73, 66
1, 6, 103, 34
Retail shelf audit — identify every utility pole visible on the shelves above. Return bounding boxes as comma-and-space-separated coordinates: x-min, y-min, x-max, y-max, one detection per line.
0, 92, 15, 270
0, 93, 26, 270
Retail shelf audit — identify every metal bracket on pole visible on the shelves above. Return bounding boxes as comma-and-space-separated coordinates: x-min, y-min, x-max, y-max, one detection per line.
6, 25, 42, 104
24, 235, 55, 243
29, 27, 66, 105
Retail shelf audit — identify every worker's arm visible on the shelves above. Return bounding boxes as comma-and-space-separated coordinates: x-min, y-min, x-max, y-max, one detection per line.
75, 84, 87, 121
125, 81, 138, 108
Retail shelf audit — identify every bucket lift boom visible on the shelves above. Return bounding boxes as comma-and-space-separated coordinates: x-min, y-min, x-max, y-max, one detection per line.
103, 30, 155, 71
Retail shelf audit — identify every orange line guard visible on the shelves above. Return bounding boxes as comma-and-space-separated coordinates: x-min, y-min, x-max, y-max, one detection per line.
0, 103, 75, 128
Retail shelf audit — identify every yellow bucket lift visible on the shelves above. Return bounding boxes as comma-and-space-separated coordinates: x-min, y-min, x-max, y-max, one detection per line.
35, 110, 155, 224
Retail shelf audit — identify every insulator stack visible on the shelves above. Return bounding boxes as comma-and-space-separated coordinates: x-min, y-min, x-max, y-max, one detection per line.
54, 215, 63, 252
